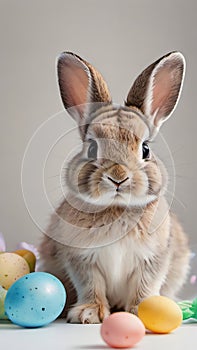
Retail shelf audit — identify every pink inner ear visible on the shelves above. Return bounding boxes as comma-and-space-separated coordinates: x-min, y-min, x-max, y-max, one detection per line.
151, 67, 174, 124
66, 67, 89, 108
59, 61, 90, 118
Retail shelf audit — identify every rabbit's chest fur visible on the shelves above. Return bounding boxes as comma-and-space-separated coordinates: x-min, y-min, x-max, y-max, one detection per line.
63, 210, 168, 311
40, 196, 189, 318
58, 199, 170, 308
95, 236, 155, 307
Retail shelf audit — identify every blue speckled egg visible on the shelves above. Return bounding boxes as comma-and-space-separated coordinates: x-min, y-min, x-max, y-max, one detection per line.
4, 272, 66, 327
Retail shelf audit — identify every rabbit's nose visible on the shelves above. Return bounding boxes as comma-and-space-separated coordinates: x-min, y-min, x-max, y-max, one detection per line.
107, 176, 129, 191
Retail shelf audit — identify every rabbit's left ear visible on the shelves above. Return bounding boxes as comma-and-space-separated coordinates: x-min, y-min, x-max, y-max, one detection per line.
57, 52, 111, 139
125, 52, 185, 137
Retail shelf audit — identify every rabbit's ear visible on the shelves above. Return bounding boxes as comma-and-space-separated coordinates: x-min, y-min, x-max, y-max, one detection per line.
125, 52, 185, 137
57, 52, 111, 137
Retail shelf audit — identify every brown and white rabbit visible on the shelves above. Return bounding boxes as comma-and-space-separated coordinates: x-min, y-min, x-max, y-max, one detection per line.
39, 51, 190, 323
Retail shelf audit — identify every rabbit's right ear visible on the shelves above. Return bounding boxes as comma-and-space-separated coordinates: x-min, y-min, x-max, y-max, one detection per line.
125, 52, 185, 138
57, 52, 111, 138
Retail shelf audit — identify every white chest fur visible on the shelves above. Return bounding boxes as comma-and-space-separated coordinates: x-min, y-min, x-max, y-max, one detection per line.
94, 232, 156, 309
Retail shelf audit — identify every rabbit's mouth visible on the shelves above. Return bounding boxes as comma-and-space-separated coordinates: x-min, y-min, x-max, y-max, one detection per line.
92, 169, 158, 207
75, 164, 159, 208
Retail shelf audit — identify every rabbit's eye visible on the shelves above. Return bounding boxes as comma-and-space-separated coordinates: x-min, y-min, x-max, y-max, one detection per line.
142, 142, 150, 159
88, 140, 98, 159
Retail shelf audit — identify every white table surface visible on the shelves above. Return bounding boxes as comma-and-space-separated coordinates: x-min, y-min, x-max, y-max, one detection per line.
1, 319, 197, 350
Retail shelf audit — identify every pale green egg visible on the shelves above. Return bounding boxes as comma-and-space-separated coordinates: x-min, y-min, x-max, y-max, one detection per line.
0, 285, 8, 319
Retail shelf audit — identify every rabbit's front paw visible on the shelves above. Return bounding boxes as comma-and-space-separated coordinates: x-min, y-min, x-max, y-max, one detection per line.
67, 303, 110, 324
129, 305, 138, 315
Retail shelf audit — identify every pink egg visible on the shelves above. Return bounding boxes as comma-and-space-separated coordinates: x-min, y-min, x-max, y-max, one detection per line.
101, 312, 145, 348
190, 275, 197, 285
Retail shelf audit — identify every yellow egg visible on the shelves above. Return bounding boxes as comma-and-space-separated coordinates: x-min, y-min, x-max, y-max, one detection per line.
138, 295, 182, 334
13, 249, 36, 272
0, 252, 30, 289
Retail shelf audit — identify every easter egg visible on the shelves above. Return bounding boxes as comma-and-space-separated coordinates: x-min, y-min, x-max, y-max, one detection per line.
13, 249, 36, 272
0, 252, 30, 289
0, 286, 8, 319
138, 295, 182, 334
101, 312, 145, 348
5, 272, 66, 327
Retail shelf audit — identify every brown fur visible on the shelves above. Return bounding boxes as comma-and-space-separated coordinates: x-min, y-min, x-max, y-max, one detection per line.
39, 51, 190, 323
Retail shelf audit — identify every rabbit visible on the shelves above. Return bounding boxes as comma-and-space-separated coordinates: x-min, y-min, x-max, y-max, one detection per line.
39, 51, 190, 324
